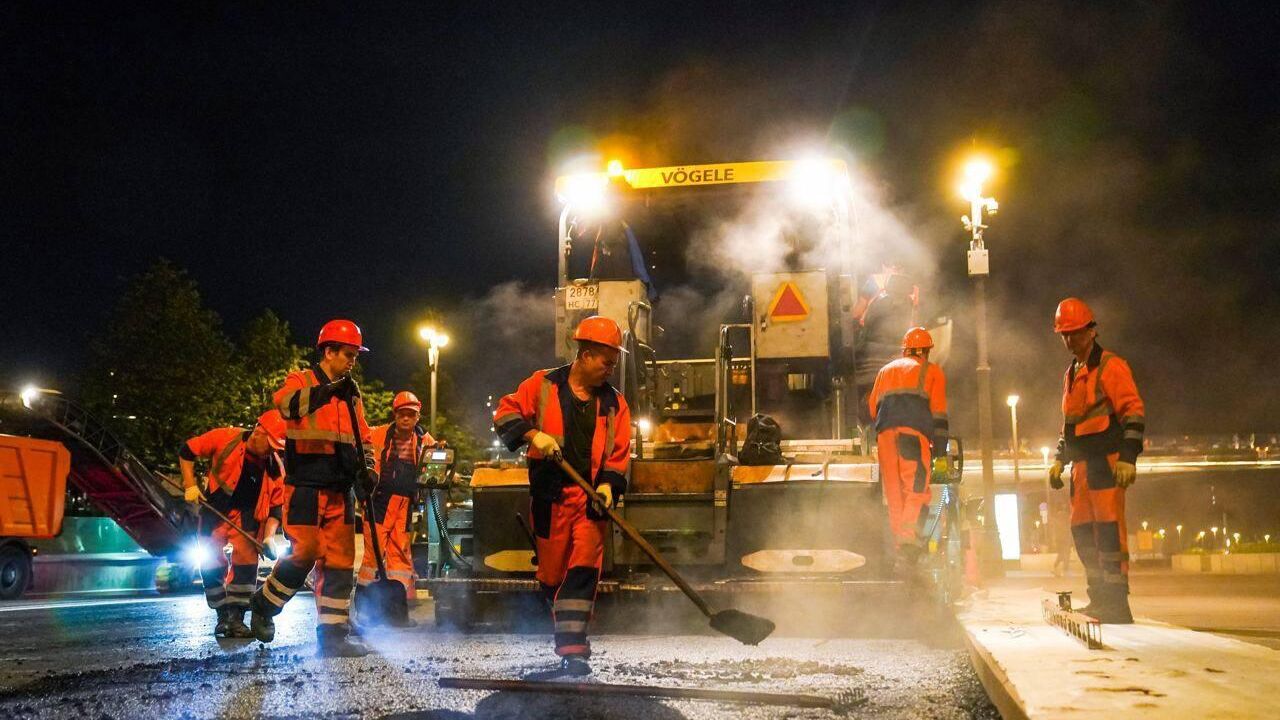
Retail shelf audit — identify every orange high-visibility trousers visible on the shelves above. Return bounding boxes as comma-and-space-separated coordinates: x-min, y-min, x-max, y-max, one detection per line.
1069, 453, 1129, 592
877, 427, 933, 548
534, 485, 606, 658
357, 494, 415, 601
198, 508, 259, 610
259, 485, 356, 629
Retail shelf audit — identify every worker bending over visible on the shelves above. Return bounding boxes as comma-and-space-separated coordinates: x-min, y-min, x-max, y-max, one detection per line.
251, 319, 377, 657
868, 327, 949, 573
1049, 298, 1145, 623
493, 316, 631, 677
180, 410, 286, 638
356, 390, 437, 626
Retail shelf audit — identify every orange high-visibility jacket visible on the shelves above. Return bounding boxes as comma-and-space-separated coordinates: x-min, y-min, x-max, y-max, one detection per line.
273, 365, 373, 490
868, 356, 949, 450
493, 364, 630, 499
1056, 343, 1145, 464
180, 427, 284, 524
370, 424, 436, 497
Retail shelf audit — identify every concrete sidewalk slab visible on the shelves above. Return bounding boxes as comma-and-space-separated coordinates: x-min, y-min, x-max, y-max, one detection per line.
958, 586, 1280, 719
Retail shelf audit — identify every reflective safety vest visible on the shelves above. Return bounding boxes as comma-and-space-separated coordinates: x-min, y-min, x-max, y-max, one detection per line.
370, 423, 436, 497
493, 364, 631, 499
868, 355, 948, 449
182, 427, 284, 523
1057, 343, 1146, 464
273, 366, 372, 489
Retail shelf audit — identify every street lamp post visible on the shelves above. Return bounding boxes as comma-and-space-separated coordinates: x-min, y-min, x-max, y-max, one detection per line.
418, 326, 450, 436
1007, 395, 1021, 484
1040, 445, 1054, 555
959, 156, 1002, 576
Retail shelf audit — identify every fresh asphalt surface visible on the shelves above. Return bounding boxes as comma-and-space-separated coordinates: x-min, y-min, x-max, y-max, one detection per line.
0, 592, 996, 719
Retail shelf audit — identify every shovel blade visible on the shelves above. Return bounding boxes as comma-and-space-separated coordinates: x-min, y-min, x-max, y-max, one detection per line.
709, 608, 776, 645
354, 579, 409, 626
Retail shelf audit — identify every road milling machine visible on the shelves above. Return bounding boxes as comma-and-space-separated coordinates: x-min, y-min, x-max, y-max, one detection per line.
427, 159, 965, 631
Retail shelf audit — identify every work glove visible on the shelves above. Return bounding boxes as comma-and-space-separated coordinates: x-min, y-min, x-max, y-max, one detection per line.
529, 431, 562, 459
259, 539, 277, 561
358, 467, 380, 500
333, 375, 360, 401
930, 457, 949, 484
184, 485, 205, 504
1113, 461, 1137, 488
593, 483, 614, 514
1048, 461, 1065, 490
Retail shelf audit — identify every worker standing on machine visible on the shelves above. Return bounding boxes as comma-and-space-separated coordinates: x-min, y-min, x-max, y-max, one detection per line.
868, 327, 949, 574
493, 316, 631, 677
356, 390, 436, 626
250, 319, 377, 657
180, 410, 287, 638
1048, 298, 1145, 624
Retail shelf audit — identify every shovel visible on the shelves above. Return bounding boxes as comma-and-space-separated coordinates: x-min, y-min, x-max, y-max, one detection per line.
159, 474, 271, 558
555, 458, 775, 645
346, 391, 410, 626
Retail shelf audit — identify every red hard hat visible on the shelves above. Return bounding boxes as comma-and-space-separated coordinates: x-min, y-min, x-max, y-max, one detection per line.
393, 391, 422, 412
1054, 298, 1095, 334
572, 316, 627, 352
317, 319, 368, 351
902, 327, 934, 350
256, 409, 286, 451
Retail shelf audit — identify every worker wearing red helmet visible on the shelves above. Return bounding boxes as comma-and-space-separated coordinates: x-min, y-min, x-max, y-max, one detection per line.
356, 390, 438, 623
179, 410, 286, 638
1049, 298, 1145, 624
250, 319, 376, 657
868, 327, 949, 571
493, 316, 631, 677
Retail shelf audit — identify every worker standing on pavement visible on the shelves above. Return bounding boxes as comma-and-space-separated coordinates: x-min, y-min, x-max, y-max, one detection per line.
868, 327, 949, 573
493, 316, 631, 677
356, 390, 437, 625
1048, 298, 1145, 624
179, 410, 286, 638
250, 319, 377, 657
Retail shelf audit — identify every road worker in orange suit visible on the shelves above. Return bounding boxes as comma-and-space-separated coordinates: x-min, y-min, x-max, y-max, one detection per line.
356, 390, 438, 626
1048, 298, 1145, 624
493, 316, 631, 677
179, 410, 286, 638
868, 327, 949, 573
250, 319, 377, 657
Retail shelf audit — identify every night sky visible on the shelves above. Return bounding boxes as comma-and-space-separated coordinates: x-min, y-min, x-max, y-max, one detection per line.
5, 2, 1279, 444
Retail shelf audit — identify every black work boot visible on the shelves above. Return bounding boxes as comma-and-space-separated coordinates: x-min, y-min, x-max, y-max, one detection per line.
213, 607, 232, 637
1090, 587, 1134, 624
317, 625, 370, 658
559, 654, 591, 677
225, 608, 254, 638
894, 544, 924, 581
249, 591, 276, 643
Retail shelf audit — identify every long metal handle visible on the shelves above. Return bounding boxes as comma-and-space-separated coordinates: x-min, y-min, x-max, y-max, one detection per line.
346, 391, 391, 582
158, 474, 266, 554
554, 458, 714, 618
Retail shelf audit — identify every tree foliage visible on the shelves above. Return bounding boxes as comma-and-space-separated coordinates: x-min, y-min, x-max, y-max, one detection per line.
81, 261, 476, 471
83, 261, 242, 469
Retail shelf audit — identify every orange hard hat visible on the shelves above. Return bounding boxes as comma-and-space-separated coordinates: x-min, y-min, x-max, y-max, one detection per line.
393, 391, 422, 412
1054, 298, 1095, 334
317, 319, 368, 351
902, 327, 934, 350
572, 315, 627, 352
256, 409, 286, 451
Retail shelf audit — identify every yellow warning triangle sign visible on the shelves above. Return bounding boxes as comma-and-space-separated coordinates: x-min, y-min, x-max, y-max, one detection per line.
768, 281, 810, 322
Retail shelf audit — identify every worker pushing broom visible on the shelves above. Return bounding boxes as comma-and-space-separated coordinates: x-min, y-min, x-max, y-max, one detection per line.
494, 316, 774, 676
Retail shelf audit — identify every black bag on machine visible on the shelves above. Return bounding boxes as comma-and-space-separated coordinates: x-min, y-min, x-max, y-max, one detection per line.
739, 413, 784, 465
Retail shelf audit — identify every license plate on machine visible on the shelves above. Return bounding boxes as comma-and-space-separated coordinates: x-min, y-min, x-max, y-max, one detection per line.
565, 284, 599, 311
